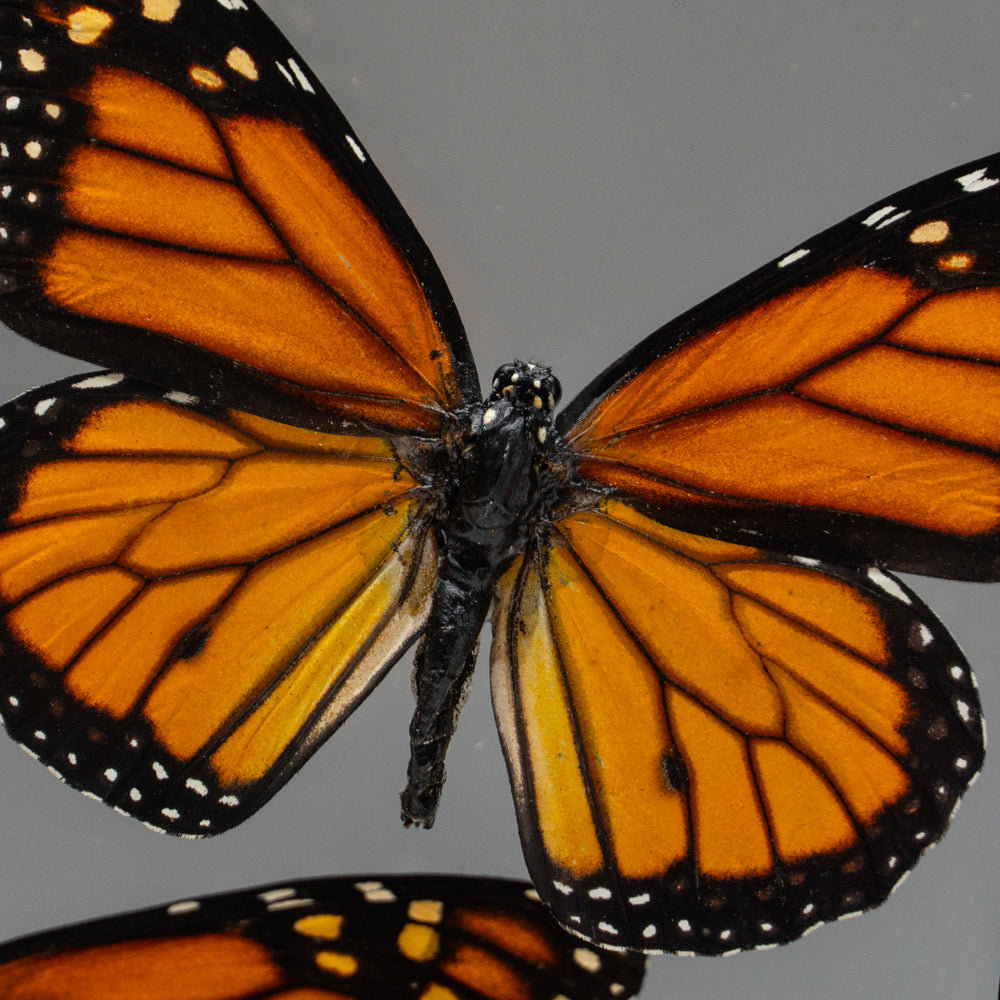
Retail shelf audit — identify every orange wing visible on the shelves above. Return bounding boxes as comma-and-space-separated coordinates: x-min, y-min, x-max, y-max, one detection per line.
558, 160, 1000, 579
0, 0, 478, 433
0, 374, 438, 834
0, 874, 647, 1000
491, 498, 983, 953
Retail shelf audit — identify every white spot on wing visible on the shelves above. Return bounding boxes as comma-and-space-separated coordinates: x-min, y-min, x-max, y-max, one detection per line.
164, 390, 198, 405
862, 205, 898, 227
354, 881, 396, 903
875, 209, 911, 229
73, 373, 125, 389
167, 899, 201, 915
867, 567, 910, 603
267, 897, 315, 911
257, 887, 296, 903
287, 58, 315, 93
345, 134, 366, 162
777, 247, 810, 268
185, 778, 209, 796
957, 167, 999, 193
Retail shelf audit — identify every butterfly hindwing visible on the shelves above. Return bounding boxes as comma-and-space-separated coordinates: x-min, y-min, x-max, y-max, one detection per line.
0, 874, 647, 1000
0, 0, 478, 434
491, 498, 984, 953
560, 153, 1000, 579
0, 372, 438, 834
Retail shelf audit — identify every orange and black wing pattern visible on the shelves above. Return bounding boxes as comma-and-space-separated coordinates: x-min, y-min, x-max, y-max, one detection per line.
492, 500, 982, 953
490, 156, 998, 952
0, 873, 647, 1000
559, 158, 1000, 579
0, 0, 478, 434
0, 373, 438, 834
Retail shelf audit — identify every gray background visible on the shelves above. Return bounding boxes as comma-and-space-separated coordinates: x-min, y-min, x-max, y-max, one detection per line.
0, 1, 998, 997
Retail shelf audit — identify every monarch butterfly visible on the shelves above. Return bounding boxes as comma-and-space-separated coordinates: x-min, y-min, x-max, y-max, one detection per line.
0, 873, 646, 999
0, 0, 989, 959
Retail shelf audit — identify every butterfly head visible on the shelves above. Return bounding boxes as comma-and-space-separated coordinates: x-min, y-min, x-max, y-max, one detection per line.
488, 360, 561, 418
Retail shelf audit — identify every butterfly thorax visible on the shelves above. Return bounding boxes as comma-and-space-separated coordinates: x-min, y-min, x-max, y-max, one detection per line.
401, 361, 564, 828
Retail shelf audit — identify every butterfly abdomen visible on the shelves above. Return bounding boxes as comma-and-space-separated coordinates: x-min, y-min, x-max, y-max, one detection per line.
401, 362, 565, 828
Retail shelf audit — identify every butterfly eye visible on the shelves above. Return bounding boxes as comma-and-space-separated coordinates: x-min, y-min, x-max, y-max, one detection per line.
545, 372, 562, 408
490, 362, 519, 396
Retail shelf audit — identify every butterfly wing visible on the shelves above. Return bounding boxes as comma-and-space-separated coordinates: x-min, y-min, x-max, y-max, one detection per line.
0, 372, 440, 835
493, 156, 999, 951
0, 0, 478, 434
491, 499, 983, 953
559, 152, 1000, 579
0, 874, 647, 1000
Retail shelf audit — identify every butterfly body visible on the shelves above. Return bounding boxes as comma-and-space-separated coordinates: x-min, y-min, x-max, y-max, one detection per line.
403, 361, 566, 827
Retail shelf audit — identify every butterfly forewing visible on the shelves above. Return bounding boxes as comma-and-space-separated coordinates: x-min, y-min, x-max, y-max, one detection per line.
560, 155, 1000, 579
0, 373, 438, 834
0, 874, 647, 1000
491, 499, 984, 953
0, 0, 479, 434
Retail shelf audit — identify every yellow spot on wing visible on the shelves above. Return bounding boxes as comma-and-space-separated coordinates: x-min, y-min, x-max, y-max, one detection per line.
142, 0, 181, 20
909, 219, 950, 244
293, 913, 344, 940
314, 951, 358, 976
67, 6, 113, 44
190, 65, 224, 90
420, 986, 459, 1000
937, 251, 974, 272
574, 947, 602, 972
227, 46, 259, 80
408, 899, 445, 924
398, 922, 440, 962
18, 48, 46, 71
